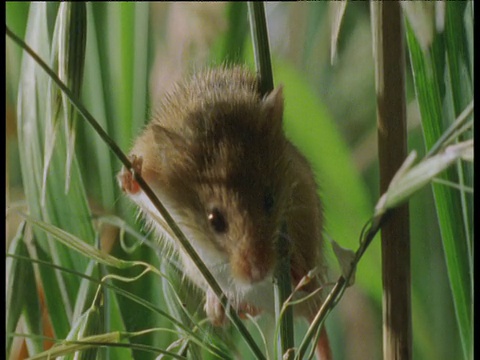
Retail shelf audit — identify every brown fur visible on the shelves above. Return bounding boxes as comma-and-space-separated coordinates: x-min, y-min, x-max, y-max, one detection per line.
119, 65, 331, 359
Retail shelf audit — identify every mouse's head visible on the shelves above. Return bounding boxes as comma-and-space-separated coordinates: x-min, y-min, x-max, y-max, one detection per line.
153, 84, 292, 286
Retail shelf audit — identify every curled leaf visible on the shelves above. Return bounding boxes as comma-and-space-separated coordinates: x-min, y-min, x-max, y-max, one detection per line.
375, 140, 473, 216
329, 238, 356, 286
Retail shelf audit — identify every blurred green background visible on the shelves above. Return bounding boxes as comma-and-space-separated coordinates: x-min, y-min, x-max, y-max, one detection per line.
6, 2, 471, 360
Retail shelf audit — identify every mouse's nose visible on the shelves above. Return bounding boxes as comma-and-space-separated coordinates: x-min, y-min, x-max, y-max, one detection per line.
231, 246, 273, 284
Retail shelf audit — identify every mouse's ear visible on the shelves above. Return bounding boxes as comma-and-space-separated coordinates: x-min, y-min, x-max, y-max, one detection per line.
262, 85, 284, 129
153, 124, 187, 147
151, 124, 189, 167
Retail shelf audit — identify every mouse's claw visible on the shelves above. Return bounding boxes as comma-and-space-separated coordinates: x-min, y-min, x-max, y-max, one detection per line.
118, 155, 143, 195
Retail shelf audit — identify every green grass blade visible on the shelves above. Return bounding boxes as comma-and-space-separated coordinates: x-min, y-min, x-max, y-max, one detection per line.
88, 2, 150, 151
6, 2, 30, 102
78, 3, 150, 212
57, 3, 87, 193
21, 213, 135, 269
6, 222, 43, 356
405, 8, 473, 359
16, 2, 74, 340
76, 3, 116, 210
444, 2, 473, 277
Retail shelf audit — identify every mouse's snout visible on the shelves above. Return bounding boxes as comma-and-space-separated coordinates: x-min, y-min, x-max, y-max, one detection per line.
230, 243, 275, 284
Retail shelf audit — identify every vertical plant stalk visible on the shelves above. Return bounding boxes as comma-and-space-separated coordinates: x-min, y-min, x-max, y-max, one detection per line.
248, 2, 294, 358
248, 2, 274, 95
371, 2, 412, 359
273, 228, 295, 360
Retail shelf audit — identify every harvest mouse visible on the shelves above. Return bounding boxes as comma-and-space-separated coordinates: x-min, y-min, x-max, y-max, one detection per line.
118, 66, 332, 359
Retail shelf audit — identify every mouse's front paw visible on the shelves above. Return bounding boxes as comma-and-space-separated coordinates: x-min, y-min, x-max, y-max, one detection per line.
205, 289, 228, 327
118, 155, 143, 195
204, 289, 263, 326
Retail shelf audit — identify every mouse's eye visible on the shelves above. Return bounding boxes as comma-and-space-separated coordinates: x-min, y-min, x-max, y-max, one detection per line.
264, 190, 275, 215
208, 208, 228, 233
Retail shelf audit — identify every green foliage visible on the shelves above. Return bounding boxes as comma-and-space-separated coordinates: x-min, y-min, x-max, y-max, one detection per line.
6, 2, 472, 360
405, 2, 473, 359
